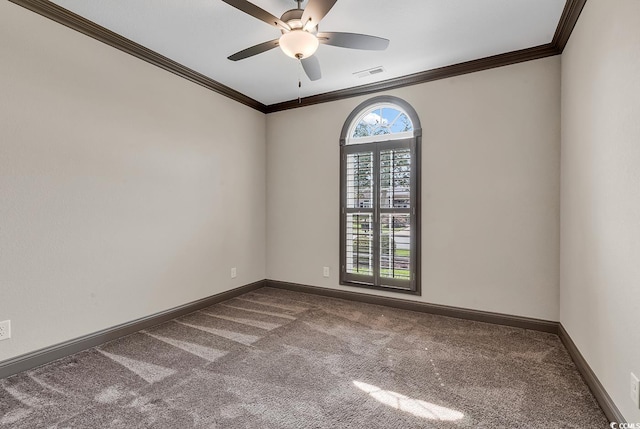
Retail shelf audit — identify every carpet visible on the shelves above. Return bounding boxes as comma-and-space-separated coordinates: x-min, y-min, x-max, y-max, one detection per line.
0, 287, 608, 428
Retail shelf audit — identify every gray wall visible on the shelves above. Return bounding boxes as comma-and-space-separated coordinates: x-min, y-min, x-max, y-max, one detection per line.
266, 56, 561, 321
560, 0, 640, 422
0, 2, 267, 362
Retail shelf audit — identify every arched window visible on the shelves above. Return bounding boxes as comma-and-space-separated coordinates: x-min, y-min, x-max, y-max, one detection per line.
347, 104, 414, 144
340, 96, 421, 294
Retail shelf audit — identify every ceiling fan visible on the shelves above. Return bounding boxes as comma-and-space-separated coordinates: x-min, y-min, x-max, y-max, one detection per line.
221, 0, 390, 81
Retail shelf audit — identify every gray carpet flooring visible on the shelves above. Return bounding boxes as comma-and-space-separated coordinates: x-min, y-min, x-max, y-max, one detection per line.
1, 287, 608, 428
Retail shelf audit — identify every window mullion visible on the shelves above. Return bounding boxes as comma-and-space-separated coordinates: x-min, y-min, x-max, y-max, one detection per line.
372, 145, 381, 286
410, 140, 417, 287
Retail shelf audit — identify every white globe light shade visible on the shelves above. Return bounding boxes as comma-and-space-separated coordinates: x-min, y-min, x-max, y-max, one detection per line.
279, 30, 319, 59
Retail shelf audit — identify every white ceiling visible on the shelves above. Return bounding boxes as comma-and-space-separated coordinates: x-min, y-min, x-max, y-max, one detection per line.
51, 0, 566, 105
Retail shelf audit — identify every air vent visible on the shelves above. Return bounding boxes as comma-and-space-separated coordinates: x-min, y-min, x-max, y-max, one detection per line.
353, 66, 385, 79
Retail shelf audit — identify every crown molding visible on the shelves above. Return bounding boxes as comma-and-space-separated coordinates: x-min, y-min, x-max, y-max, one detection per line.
8, 0, 268, 113
9, 0, 587, 114
552, 0, 588, 51
265, 43, 559, 113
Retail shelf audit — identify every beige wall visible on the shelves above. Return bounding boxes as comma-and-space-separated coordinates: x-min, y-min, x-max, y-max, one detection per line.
560, 0, 640, 422
267, 56, 561, 321
0, 2, 266, 362
6, 2, 637, 422
3, 0, 637, 420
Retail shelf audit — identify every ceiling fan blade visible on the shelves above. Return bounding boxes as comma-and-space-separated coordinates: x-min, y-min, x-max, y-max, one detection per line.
228, 39, 280, 61
301, 56, 321, 81
317, 32, 389, 50
220, 0, 290, 31
301, 0, 337, 30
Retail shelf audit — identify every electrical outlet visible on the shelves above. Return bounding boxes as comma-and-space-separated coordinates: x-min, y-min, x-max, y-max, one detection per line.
323, 266, 330, 278
631, 372, 640, 408
231, 267, 237, 279
0, 320, 11, 341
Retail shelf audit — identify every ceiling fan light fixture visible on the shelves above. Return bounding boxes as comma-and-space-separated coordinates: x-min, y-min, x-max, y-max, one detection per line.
279, 30, 319, 59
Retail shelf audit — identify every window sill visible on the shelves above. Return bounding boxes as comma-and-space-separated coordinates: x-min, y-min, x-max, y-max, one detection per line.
339, 279, 421, 296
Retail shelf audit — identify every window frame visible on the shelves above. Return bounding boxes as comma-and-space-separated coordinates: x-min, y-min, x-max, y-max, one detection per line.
339, 96, 422, 295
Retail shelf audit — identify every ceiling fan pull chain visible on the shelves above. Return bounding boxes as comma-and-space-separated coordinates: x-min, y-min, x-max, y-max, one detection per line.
298, 61, 302, 104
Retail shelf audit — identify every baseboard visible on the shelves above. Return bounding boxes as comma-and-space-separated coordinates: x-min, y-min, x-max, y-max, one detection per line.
558, 324, 626, 424
0, 280, 266, 379
266, 279, 559, 334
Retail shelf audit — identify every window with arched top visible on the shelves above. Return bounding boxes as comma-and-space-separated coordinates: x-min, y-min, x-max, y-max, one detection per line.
340, 96, 421, 295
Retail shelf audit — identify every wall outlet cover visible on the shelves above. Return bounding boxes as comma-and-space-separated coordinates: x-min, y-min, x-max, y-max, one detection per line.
323, 267, 330, 277
231, 267, 237, 279
0, 320, 11, 341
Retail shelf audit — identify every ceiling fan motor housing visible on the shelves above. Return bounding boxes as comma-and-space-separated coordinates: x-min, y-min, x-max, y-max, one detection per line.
280, 8, 316, 33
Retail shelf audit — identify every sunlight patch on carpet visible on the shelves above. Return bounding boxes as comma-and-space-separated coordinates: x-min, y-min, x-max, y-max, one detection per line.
238, 296, 307, 313
353, 381, 464, 421
175, 321, 259, 345
143, 331, 227, 362
220, 303, 297, 320
98, 350, 176, 384
94, 386, 126, 404
3, 384, 49, 408
199, 311, 282, 330
0, 407, 33, 425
